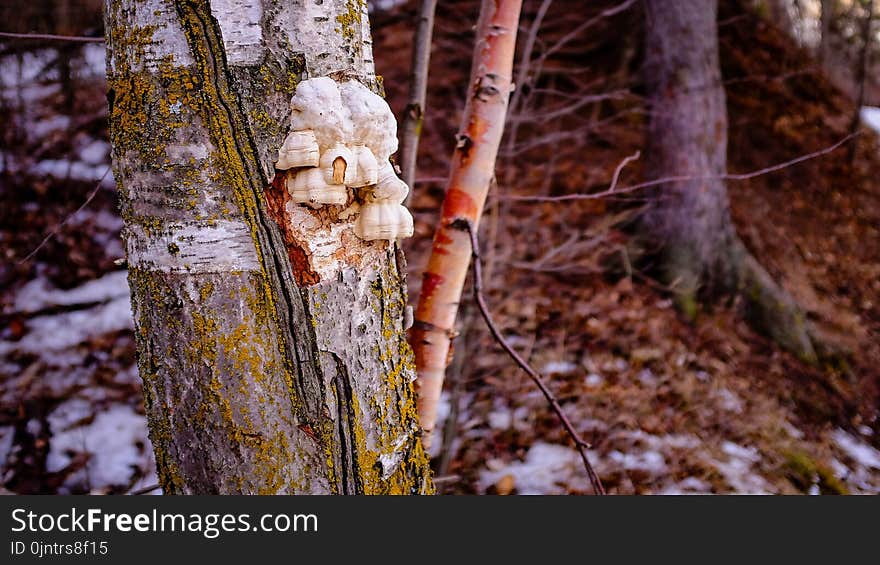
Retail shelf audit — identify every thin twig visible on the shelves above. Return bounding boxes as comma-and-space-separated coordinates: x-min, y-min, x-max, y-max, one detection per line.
464, 221, 606, 495
129, 483, 161, 495
608, 150, 640, 192
504, 133, 857, 202
0, 31, 104, 43
18, 166, 112, 265
431, 474, 461, 485
539, 0, 636, 63
505, 89, 632, 125
717, 14, 749, 27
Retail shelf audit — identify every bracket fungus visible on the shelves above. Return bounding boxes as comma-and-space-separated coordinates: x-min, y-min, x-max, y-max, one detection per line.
353, 160, 413, 240
320, 142, 357, 186
276, 129, 320, 169
353, 197, 414, 241
274, 76, 414, 242
349, 144, 379, 188
286, 167, 347, 207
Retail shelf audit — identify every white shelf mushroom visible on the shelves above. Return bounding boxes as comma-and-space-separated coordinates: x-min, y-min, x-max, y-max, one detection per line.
287, 167, 348, 207
341, 80, 399, 159
320, 142, 357, 186
283, 77, 414, 240
373, 161, 409, 201
276, 129, 319, 169
354, 198, 414, 241
348, 144, 379, 188
354, 161, 413, 241
289, 77, 354, 146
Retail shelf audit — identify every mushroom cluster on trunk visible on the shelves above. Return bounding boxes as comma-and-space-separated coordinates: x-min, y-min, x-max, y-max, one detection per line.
274, 77, 414, 241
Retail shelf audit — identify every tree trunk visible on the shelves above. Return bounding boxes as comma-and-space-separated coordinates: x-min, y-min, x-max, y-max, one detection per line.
775, 0, 796, 37
399, 0, 438, 199
640, 0, 817, 362
105, 0, 431, 494
411, 0, 522, 446
848, 0, 874, 163
820, 0, 835, 69
763, 0, 797, 39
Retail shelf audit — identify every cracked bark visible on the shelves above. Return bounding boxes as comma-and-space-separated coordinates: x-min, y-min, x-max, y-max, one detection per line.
105, 0, 431, 494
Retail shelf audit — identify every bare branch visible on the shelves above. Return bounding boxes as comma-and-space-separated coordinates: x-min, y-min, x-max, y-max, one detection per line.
464, 221, 606, 496
608, 150, 641, 192
0, 31, 104, 43
502, 107, 643, 157
18, 167, 111, 265
505, 133, 857, 202
539, 0, 637, 62
505, 89, 632, 125
129, 483, 161, 495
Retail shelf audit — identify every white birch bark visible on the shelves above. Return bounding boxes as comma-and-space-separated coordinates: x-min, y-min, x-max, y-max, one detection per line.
105, 0, 431, 494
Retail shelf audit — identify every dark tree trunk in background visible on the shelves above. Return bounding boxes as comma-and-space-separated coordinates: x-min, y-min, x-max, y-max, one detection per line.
820, 0, 835, 69
642, 0, 732, 304
849, 0, 874, 163
639, 0, 817, 362
767, 0, 797, 40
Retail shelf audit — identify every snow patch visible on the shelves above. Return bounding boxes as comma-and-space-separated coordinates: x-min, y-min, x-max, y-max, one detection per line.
31, 116, 72, 140
714, 387, 744, 414
658, 476, 712, 495
713, 441, 771, 494
608, 448, 667, 474
623, 430, 701, 451
0, 296, 133, 355
832, 429, 880, 469
584, 373, 605, 387
47, 398, 94, 435
369, 0, 407, 10
13, 270, 129, 314
782, 420, 805, 440
0, 426, 14, 465
47, 404, 151, 491
78, 139, 110, 165
487, 409, 512, 431
826, 446, 880, 494
541, 360, 578, 375
478, 442, 591, 495
30, 159, 112, 185
637, 368, 659, 387
0, 49, 56, 87
82, 44, 106, 78
427, 392, 451, 459
861, 107, 880, 135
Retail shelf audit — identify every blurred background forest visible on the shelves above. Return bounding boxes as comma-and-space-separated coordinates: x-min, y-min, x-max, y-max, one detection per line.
1, 0, 879, 494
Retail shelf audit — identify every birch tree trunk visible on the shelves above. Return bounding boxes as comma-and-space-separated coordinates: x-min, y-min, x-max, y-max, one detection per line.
105, 0, 432, 494
411, 0, 522, 446
640, 0, 817, 362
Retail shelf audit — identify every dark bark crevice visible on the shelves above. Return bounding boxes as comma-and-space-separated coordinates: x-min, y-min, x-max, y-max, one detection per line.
173, 0, 333, 428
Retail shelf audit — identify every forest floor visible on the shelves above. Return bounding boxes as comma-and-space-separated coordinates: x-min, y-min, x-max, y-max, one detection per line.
1, 0, 878, 494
